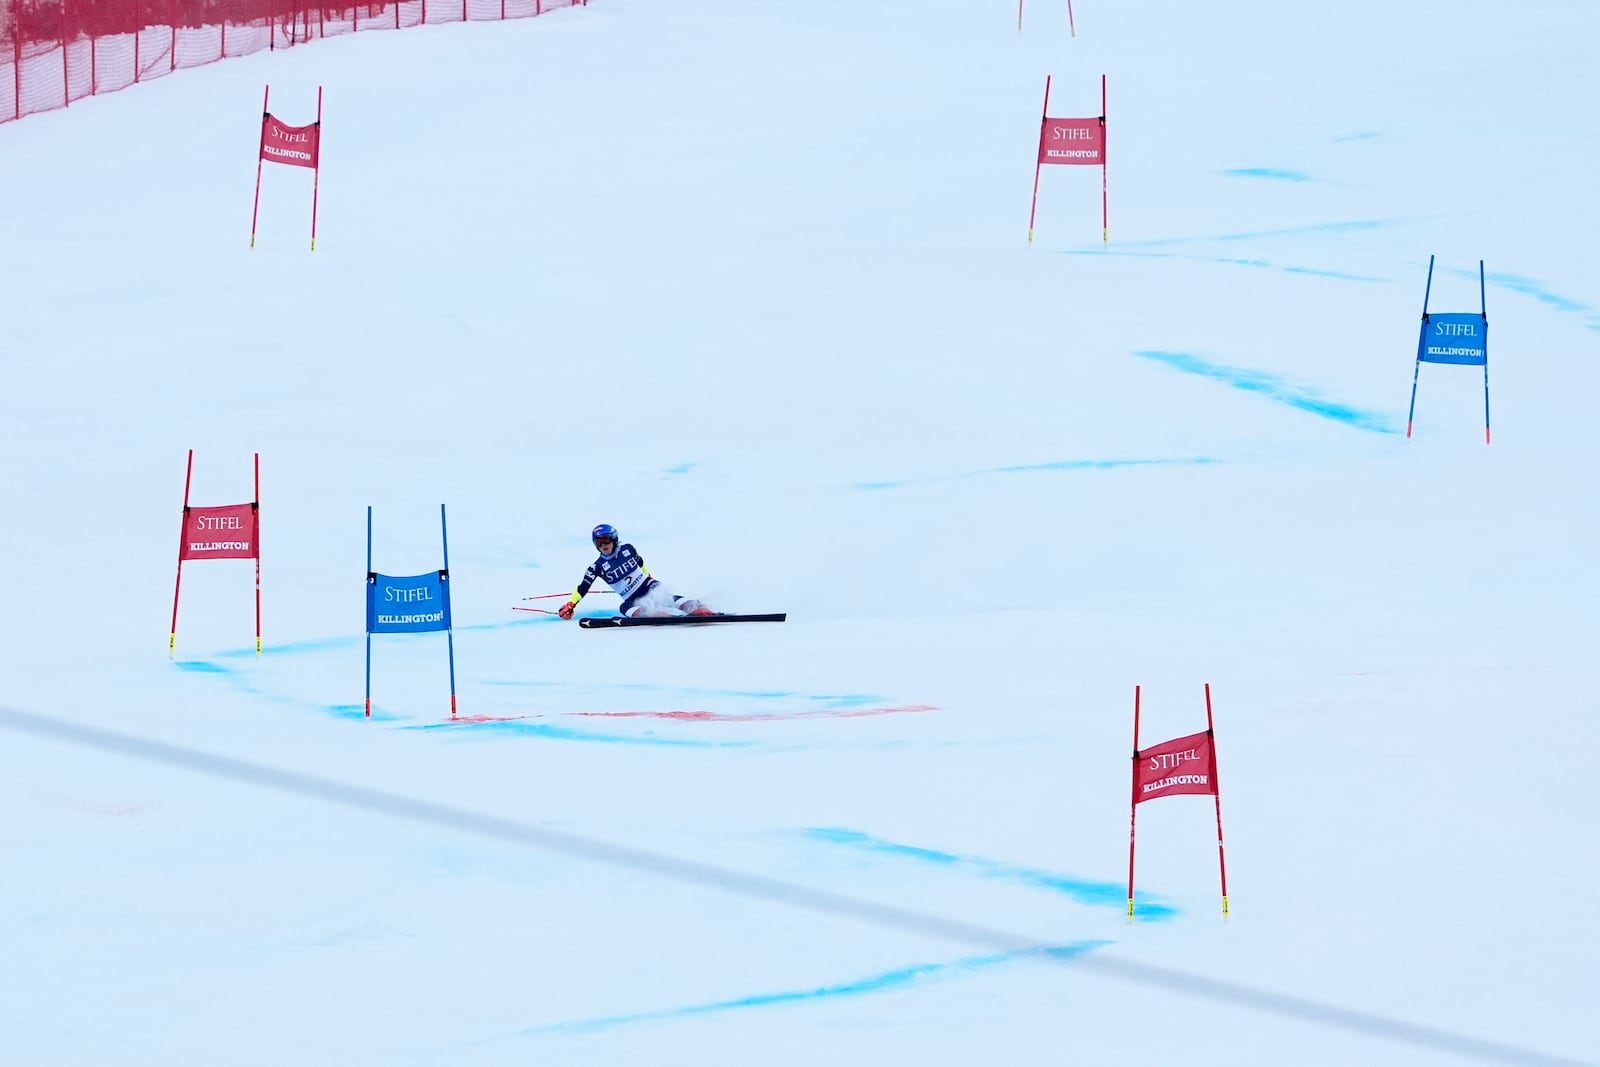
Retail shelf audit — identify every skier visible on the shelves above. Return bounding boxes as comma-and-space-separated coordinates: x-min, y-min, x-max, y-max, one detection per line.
557, 524, 716, 620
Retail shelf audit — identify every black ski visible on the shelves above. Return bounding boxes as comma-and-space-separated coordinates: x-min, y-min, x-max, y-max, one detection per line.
579, 613, 787, 629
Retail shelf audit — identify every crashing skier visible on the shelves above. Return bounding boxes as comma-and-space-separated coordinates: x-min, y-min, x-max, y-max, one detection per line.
557, 524, 716, 620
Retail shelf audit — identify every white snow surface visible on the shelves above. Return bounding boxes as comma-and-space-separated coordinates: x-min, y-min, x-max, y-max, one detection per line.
2, 1, 1598, 1064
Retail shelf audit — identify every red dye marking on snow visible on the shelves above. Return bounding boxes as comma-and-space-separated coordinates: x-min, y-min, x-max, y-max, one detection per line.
448, 714, 533, 725
574, 705, 938, 723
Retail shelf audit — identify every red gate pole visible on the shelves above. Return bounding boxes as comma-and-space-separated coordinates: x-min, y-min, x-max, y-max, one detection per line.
1206, 683, 1230, 917
309, 85, 322, 250
251, 85, 269, 247
254, 453, 262, 654
1027, 75, 1050, 244
1126, 683, 1140, 919
169, 449, 195, 657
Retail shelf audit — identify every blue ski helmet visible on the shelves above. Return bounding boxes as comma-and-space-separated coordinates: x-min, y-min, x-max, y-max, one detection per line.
591, 523, 619, 556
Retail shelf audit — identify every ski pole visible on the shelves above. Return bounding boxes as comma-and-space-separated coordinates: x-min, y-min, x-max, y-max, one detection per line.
520, 591, 616, 601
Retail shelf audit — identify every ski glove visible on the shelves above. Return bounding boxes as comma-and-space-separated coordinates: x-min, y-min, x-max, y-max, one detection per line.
558, 600, 577, 620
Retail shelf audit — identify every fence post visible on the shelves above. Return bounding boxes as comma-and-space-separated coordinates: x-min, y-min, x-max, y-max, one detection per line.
59, 2, 69, 108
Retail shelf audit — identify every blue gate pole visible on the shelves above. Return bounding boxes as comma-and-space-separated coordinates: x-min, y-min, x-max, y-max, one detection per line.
1405, 357, 1423, 440
365, 506, 374, 719
441, 504, 459, 719
1480, 260, 1491, 445
1407, 255, 1436, 439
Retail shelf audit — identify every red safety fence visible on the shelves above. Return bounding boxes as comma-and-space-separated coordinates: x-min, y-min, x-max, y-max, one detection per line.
2, 0, 585, 123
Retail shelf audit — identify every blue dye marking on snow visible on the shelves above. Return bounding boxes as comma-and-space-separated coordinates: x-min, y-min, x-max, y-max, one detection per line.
215, 634, 361, 658
663, 462, 698, 476
402, 719, 746, 748
173, 657, 284, 702
1059, 248, 1386, 283
1479, 271, 1589, 314
804, 827, 1178, 920
1111, 218, 1399, 249
1221, 167, 1313, 182
174, 660, 231, 674
522, 940, 1111, 1036
1333, 130, 1380, 142
855, 457, 1214, 491
992, 458, 1215, 476
1282, 264, 1382, 280
178, 660, 401, 719
803, 693, 878, 709
324, 704, 405, 722
1134, 350, 1398, 434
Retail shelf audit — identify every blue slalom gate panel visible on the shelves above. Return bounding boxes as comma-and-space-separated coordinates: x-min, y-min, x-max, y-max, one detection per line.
366, 570, 451, 634
1417, 311, 1488, 366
